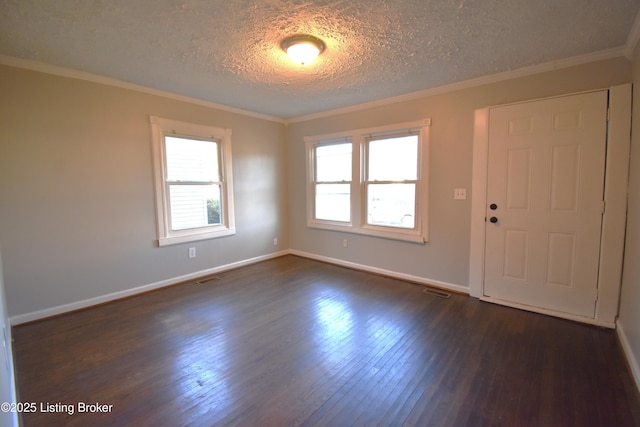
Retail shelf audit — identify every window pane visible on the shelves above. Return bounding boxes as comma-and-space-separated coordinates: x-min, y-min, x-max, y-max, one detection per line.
367, 183, 415, 228
316, 143, 352, 182
315, 183, 350, 222
368, 135, 417, 181
169, 184, 221, 230
165, 136, 219, 182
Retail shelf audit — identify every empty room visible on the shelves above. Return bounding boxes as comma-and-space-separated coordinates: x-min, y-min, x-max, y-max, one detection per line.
2, 1, 640, 426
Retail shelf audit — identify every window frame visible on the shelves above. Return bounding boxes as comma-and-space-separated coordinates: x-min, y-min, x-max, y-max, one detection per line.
305, 119, 430, 243
150, 116, 236, 246
309, 137, 353, 225
363, 132, 420, 231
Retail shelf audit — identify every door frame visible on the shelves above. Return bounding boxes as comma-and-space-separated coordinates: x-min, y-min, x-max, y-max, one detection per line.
469, 84, 632, 328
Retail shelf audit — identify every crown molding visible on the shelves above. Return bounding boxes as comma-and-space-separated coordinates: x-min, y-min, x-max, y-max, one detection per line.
0, 45, 629, 126
285, 46, 628, 124
0, 55, 285, 124
625, 9, 640, 59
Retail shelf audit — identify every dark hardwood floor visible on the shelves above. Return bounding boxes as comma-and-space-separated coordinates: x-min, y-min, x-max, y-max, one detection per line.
12, 255, 640, 426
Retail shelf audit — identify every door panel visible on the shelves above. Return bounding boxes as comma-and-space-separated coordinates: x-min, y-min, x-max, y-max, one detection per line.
503, 229, 528, 280
546, 232, 576, 286
550, 145, 580, 212
506, 148, 532, 210
484, 91, 608, 317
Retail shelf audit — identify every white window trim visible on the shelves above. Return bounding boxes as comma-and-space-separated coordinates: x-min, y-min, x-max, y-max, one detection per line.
305, 119, 430, 243
150, 116, 236, 247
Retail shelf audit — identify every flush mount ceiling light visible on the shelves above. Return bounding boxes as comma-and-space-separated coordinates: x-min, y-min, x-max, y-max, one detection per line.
280, 34, 325, 65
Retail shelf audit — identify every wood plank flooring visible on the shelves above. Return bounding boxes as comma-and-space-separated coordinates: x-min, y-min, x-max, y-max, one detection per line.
12, 255, 640, 426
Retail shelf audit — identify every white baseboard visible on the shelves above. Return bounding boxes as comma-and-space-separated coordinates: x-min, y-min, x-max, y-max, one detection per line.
11, 249, 467, 325
10, 250, 289, 325
289, 249, 469, 294
617, 319, 640, 392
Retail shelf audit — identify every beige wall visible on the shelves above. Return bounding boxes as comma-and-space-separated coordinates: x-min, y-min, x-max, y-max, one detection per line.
618, 54, 640, 384
286, 57, 632, 288
0, 65, 288, 317
0, 55, 635, 321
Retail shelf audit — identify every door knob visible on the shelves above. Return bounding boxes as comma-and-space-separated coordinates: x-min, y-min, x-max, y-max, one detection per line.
489, 216, 498, 223
490, 203, 498, 210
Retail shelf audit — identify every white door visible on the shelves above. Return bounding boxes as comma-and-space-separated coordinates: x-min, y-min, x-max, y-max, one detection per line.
484, 91, 608, 318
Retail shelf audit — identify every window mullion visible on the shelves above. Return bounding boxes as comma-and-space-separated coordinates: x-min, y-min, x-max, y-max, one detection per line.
364, 179, 417, 184
316, 180, 350, 185
165, 180, 219, 185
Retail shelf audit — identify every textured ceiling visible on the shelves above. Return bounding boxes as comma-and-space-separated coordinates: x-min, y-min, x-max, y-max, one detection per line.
1, 0, 640, 119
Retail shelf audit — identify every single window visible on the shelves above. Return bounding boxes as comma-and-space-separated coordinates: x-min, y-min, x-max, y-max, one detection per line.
305, 120, 430, 243
150, 116, 235, 246
365, 135, 419, 229
165, 136, 222, 231
313, 142, 352, 223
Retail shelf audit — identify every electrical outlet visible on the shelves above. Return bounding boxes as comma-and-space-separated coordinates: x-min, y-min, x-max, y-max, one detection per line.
273, 238, 278, 246
188, 247, 196, 259
454, 188, 467, 200
343, 239, 348, 248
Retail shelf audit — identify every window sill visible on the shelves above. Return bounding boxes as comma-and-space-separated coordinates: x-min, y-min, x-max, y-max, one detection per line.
307, 221, 426, 244
158, 228, 236, 247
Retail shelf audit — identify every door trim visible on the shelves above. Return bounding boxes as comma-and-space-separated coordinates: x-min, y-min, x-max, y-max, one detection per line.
469, 84, 632, 327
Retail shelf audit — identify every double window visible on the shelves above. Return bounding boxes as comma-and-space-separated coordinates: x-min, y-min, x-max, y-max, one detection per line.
306, 120, 430, 243
150, 116, 235, 246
